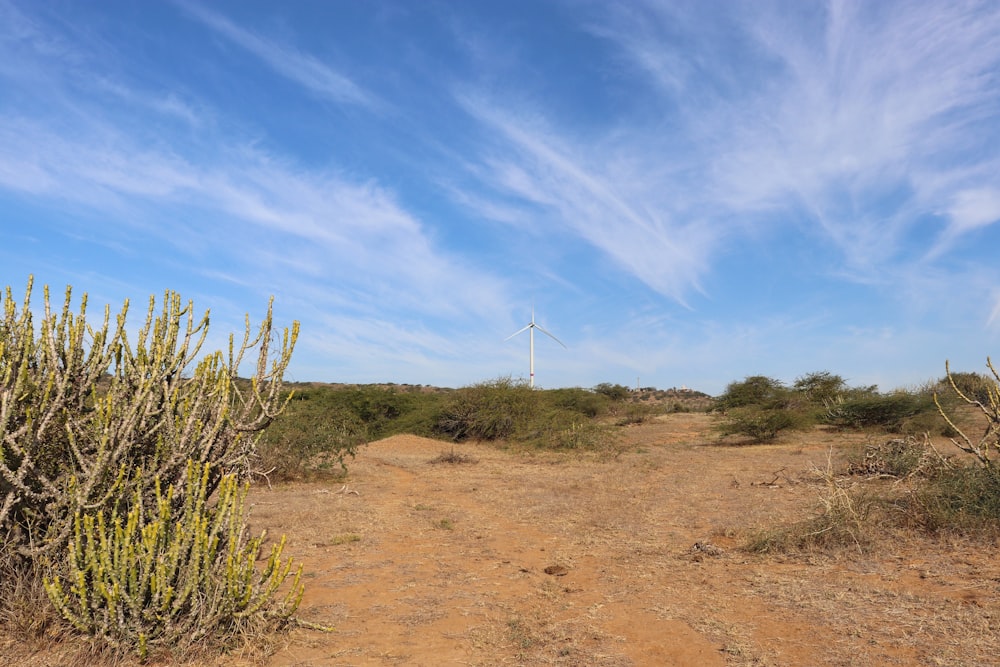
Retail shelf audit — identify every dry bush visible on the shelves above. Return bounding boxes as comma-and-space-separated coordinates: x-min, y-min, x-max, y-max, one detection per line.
845, 436, 951, 480
429, 448, 479, 464
745, 452, 892, 554
936, 358, 1000, 468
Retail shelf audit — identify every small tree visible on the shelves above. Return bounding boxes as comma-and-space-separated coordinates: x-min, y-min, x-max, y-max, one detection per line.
714, 375, 788, 411
593, 383, 631, 402
794, 371, 847, 404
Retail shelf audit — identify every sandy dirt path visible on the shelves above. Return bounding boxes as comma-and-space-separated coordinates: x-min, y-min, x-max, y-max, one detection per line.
246, 414, 999, 667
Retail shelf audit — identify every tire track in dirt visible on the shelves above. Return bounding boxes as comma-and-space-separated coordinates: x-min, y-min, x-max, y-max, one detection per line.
257, 433, 724, 666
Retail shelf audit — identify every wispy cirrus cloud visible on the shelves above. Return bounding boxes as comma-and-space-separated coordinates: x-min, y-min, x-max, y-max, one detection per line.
452, 0, 1000, 315
595, 0, 1000, 269
455, 94, 714, 304
0, 110, 506, 321
0, 0, 518, 386
173, 0, 376, 110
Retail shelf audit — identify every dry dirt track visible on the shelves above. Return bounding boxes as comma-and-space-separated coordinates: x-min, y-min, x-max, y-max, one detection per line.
245, 413, 1000, 667
6, 413, 998, 666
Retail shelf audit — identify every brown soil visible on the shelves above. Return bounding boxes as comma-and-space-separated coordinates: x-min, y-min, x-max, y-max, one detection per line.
7, 414, 1000, 666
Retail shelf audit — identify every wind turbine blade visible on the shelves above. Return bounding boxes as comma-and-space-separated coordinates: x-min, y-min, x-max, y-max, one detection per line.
534, 324, 567, 348
504, 324, 532, 341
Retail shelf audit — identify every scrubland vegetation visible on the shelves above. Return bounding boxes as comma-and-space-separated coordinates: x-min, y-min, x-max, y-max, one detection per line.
713, 368, 1000, 551
257, 378, 711, 480
3, 277, 999, 663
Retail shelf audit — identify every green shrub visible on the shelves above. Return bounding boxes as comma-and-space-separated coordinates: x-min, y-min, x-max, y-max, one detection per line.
44, 460, 302, 659
593, 383, 631, 402
824, 392, 933, 431
258, 404, 366, 480
793, 371, 847, 404
715, 407, 803, 443
433, 379, 621, 451
548, 387, 609, 418
938, 370, 996, 407
912, 464, 1000, 531
713, 375, 789, 411
436, 377, 537, 441
897, 407, 954, 437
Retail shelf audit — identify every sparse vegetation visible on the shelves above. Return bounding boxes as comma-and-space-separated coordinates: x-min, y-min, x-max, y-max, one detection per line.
0, 352, 996, 664
8, 276, 1000, 664
747, 456, 888, 554
713, 371, 957, 443
715, 375, 791, 411
748, 360, 1000, 555
435, 376, 654, 451
260, 379, 712, 473
713, 375, 807, 442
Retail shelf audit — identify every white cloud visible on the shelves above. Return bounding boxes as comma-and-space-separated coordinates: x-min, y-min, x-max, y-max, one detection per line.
0, 109, 506, 332
174, 0, 376, 109
946, 188, 1000, 234
589, 0, 1000, 274
456, 94, 713, 304
989, 294, 1000, 329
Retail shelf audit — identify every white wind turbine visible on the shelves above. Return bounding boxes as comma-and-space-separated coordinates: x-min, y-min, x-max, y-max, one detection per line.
505, 308, 566, 388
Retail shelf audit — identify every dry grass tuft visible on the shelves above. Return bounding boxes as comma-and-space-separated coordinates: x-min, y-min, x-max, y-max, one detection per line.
429, 448, 480, 464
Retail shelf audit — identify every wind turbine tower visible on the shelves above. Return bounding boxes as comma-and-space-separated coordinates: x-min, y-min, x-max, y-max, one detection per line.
505, 308, 566, 388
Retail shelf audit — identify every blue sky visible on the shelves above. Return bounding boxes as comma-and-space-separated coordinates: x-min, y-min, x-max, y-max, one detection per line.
2, 0, 999, 395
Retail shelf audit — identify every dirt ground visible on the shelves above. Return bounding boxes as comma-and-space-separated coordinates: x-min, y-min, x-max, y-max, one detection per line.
6, 413, 999, 666
241, 413, 999, 667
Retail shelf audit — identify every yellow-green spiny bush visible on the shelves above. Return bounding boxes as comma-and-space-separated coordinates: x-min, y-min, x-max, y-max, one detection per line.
44, 460, 303, 658
1, 276, 301, 653
0, 277, 297, 565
